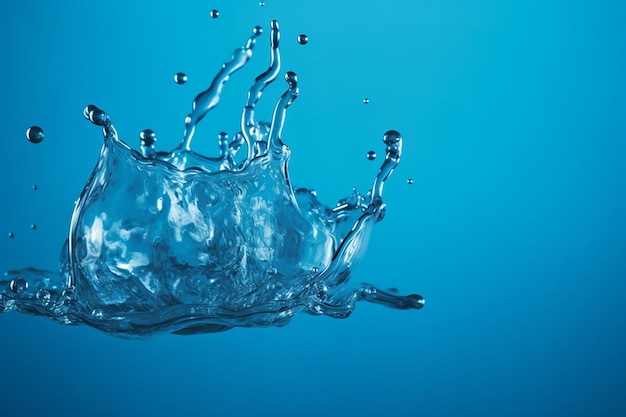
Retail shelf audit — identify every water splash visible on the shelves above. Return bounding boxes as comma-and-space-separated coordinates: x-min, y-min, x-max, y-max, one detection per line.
1, 21, 424, 338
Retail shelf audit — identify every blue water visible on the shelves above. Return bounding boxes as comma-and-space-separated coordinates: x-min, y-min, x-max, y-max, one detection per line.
1, 1, 625, 416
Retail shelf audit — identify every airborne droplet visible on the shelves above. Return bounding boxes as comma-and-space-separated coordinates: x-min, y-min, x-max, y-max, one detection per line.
174, 72, 188, 85
9, 277, 28, 294
366, 150, 377, 161
139, 129, 157, 147
297, 34, 309, 45
210, 9, 219, 18
26, 126, 44, 144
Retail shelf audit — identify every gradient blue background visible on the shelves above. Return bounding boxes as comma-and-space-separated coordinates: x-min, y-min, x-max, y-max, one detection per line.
1, 1, 624, 416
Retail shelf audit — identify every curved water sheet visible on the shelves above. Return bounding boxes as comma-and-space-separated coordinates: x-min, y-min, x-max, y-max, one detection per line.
1, 21, 424, 337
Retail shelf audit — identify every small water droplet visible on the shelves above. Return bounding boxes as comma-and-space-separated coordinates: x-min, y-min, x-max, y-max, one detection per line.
26, 126, 44, 144
366, 150, 377, 161
363, 98, 370, 104
210, 9, 219, 18
31, 224, 37, 230
10, 277, 28, 294
85, 106, 110, 126
174, 72, 188, 85
297, 34, 309, 45
407, 178, 414, 185
139, 129, 157, 147
259, 1, 265, 6
8, 232, 14, 238
32, 185, 38, 191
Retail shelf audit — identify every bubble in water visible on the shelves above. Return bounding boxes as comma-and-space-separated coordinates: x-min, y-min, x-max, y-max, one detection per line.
36, 289, 51, 306
8, 232, 14, 238
31, 224, 37, 230
91, 309, 104, 319
297, 34, 309, 45
407, 178, 414, 185
366, 150, 377, 161
26, 126, 44, 144
363, 98, 370, 104
174, 72, 188, 85
9, 277, 28, 294
139, 129, 157, 147
32, 185, 38, 191
210, 9, 219, 18
259, 1, 265, 6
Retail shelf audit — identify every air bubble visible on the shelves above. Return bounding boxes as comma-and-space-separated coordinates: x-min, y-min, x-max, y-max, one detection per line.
363, 98, 370, 104
210, 9, 219, 18
366, 150, 377, 161
407, 178, 414, 185
32, 185, 38, 191
259, 1, 265, 6
26, 126, 44, 144
31, 224, 37, 230
297, 34, 308, 45
36, 289, 51, 306
8, 232, 14, 238
174, 72, 188, 85
9, 277, 28, 294
92, 309, 104, 319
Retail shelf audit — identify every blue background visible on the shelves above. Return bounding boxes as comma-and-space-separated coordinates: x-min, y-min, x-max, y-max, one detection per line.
1, 1, 624, 416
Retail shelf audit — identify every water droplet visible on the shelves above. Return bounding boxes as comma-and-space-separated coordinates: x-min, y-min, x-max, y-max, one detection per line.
363, 98, 370, 104
8, 232, 14, 238
407, 178, 414, 185
259, 1, 265, 6
31, 224, 37, 230
366, 150, 377, 161
82, 104, 98, 120
139, 129, 157, 147
9, 277, 28, 294
174, 72, 188, 85
84, 105, 110, 127
297, 34, 309, 45
383, 130, 402, 146
210, 9, 219, 18
26, 126, 44, 144
32, 185, 38, 191
36, 289, 51, 306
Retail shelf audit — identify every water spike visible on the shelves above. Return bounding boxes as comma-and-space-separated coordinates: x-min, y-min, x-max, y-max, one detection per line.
370, 130, 402, 208
83, 104, 119, 143
267, 71, 299, 156
178, 26, 263, 152
240, 20, 282, 167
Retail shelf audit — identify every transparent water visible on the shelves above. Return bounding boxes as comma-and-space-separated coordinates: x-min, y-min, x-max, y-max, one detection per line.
0, 21, 423, 338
